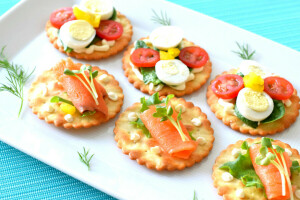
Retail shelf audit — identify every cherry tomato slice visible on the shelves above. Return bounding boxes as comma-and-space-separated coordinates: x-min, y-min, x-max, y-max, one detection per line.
95, 20, 123, 41
130, 48, 160, 67
211, 74, 244, 99
179, 46, 209, 68
264, 76, 294, 100
50, 7, 76, 29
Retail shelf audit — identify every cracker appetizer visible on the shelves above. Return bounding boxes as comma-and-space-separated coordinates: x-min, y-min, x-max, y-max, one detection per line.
122, 25, 212, 96
213, 137, 300, 200
46, 0, 133, 60
114, 93, 214, 170
28, 58, 123, 129
207, 60, 300, 135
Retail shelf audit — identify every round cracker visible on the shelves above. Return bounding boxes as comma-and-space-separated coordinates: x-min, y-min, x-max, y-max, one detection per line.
122, 38, 212, 97
114, 97, 214, 171
46, 12, 133, 60
212, 137, 300, 200
28, 58, 124, 129
207, 69, 300, 135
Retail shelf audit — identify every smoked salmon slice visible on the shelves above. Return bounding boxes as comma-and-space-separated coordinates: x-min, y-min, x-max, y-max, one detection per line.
54, 58, 108, 116
250, 144, 292, 200
140, 105, 197, 159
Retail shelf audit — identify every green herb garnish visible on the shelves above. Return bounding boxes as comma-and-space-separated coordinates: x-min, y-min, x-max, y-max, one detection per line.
64, 65, 99, 105
140, 67, 164, 86
131, 118, 151, 138
78, 147, 94, 171
220, 141, 264, 188
193, 190, 198, 200
234, 105, 258, 128
152, 96, 189, 141
140, 92, 165, 112
135, 40, 150, 49
236, 72, 244, 77
234, 100, 285, 128
0, 47, 35, 117
232, 42, 255, 60
86, 36, 101, 48
81, 110, 96, 117
291, 161, 300, 173
261, 100, 285, 123
109, 7, 117, 20
50, 96, 74, 105
151, 9, 171, 26
58, 30, 73, 53
188, 130, 196, 141
255, 137, 293, 199
139, 92, 189, 141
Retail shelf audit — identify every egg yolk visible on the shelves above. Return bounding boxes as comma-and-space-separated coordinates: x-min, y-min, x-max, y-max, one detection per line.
248, 65, 265, 77
243, 72, 264, 92
69, 20, 95, 41
161, 62, 179, 75
244, 89, 269, 112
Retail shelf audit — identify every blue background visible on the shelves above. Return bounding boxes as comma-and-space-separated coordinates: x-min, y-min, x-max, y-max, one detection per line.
1, 0, 300, 199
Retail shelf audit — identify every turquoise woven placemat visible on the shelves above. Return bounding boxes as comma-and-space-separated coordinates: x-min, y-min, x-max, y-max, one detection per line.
1, 0, 300, 200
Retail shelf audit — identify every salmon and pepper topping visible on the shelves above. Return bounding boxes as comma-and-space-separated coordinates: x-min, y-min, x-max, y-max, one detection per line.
220, 137, 300, 200
131, 93, 197, 159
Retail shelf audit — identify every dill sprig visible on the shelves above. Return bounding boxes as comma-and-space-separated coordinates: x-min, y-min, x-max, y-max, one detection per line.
151, 9, 171, 26
232, 42, 256, 60
193, 190, 198, 200
77, 147, 94, 170
0, 47, 35, 117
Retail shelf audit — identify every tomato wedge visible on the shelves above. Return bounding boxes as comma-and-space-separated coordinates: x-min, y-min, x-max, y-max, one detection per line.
179, 46, 209, 68
95, 20, 123, 41
130, 48, 160, 67
211, 74, 244, 99
264, 76, 294, 100
50, 7, 76, 29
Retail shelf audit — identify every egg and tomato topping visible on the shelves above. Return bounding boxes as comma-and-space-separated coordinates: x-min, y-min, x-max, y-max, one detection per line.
50, 0, 124, 53
59, 20, 96, 49
236, 88, 274, 121
130, 26, 209, 90
73, 0, 114, 27
212, 61, 295, 124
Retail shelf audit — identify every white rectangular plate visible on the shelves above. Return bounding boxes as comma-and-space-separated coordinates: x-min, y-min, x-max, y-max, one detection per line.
1, 0, 300, 199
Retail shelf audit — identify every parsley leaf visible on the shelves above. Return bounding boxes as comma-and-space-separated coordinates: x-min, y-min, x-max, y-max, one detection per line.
220, 141, 264, 188
140, 67, 163, 86
131, 118, 151, 138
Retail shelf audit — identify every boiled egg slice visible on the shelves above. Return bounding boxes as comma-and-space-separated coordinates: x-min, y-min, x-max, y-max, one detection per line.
237, 60, 270, 78
236, 88, 274, 122
59, 20, 96, 49
155, 59, 189, 85
80, 0, 114, 20
149, 26, 183, 50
